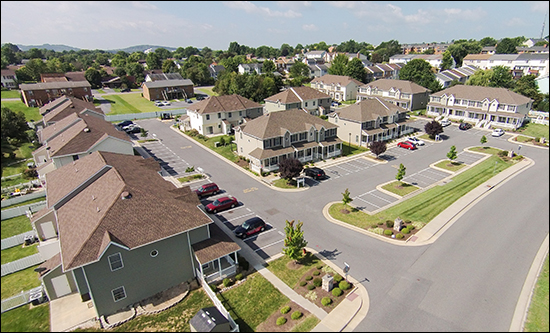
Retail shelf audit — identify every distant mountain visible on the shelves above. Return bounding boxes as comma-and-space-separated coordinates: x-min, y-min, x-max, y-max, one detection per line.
2, 43, 177, 53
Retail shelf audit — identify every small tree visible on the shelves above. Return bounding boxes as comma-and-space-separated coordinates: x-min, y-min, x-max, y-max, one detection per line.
278, 158, 303, 183
480, 135, 487, 145
282, 220, 308, 264
342, 188, 353, 206
424, 120, 443, 140
369, 141, 387, 158
140, 127, 148, 138
447, 145, 457, 162
396, 163, 406, 182
218, 136, 226, 146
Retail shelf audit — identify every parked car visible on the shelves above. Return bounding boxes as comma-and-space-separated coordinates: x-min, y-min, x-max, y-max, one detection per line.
406, 137, 424, 146
459, 123, 472, 130
233, 216, 266, 239
397, 141, 417, 150
186, 99, 193, 103
194, 183, 220, 198
124, 124, 142, 134
205, 196, 238, 214
116, 120, 133, 128
304, 167, 326, 180
492, 128, 505, 137
120, 88, 131, 92
154, 101, 163, 107
162, 101, 171, 106
440, 119, 451, 127
331, 101, 341, 107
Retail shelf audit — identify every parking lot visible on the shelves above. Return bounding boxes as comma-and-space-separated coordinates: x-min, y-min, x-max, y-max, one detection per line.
140, 140, 192, 176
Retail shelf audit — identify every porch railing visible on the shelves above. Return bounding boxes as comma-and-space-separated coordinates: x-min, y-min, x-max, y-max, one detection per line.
205, 265, 236, 284
196, 268, 239, 332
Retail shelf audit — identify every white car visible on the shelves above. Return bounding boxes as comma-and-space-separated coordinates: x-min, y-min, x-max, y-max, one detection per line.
406, 137, 425, 146
162, 101, 171, 106
491, 128, 505, 137
440, 119, 451, 127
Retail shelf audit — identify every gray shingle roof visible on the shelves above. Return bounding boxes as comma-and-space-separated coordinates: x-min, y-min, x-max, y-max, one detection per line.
142, 79, 194, 88
332, 97, 408, 123
431, 85, 533, 105
311, 74, 363, 87
361, 79, 431, 94
264, 86, 330, 103
188, 94, 262, 114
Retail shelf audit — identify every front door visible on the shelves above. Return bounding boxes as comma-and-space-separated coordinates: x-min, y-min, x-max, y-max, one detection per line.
51, 274, 72, 298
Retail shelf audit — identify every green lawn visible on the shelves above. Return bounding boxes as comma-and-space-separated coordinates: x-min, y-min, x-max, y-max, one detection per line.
1, 215, 33, 239
381, 181, 420, 197
515, 123, 549, 140
1, 197, 46, 211
433, 160, 467, 172
181, 130, 240, 163
524, 254, 549, 332
0, 101, 41, 122
217, 272, 289, 332
1, 265, 41, 299
196, 87, 217, 96
1, 303, 50, 332
1, 90, 21, 99
1, 244, 39, 265
265, 253, 322, 288
96, 94, 162, 114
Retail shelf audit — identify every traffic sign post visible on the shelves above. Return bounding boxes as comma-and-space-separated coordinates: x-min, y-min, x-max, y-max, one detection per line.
343, 262, 350, 282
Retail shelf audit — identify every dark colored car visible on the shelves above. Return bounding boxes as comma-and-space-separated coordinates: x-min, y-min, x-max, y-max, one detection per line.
459, 122, 472, 130
205, 196, 238, 214
304, 167, 326, 180
194, 183, 220, 198
233, 216, 266, 239
397, 141, 417, 150
116, 120, 133, 128
124, 125, 142, 133
120, 88, 131, 92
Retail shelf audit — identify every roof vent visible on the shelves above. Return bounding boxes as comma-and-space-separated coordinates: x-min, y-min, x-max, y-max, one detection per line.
121, 191, 132, 200
83, 128, 90, 132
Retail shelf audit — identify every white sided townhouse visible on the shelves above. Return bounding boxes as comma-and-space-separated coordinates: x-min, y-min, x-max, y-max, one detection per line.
183, 94, 263, 136
356, 79, 431, 111
235, 109, 342, 173
263, 86, 332, 116
310, 74, 363, 102
426, 85, 534, 130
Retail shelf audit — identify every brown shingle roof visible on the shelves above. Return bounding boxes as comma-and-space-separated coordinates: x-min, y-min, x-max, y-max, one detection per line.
311, 74, 363, 87
42, 95, 103, 124
188, 94, 262, 114
333, 97, 408, 123
362, 79, 431, 94
38, 112, 80, 143
51, 151, 214, 270
432, 85, 533, 105
240, 108, 338, 139
192, 223, 241, 264
264, 86, 330, 103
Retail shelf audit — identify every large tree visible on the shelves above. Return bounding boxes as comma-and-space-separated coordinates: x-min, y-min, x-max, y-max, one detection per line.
424, 120, 443, 139
84, 67, 102, 88
369, 141, 387, 158
328, 54, 348, 76
278, 158, 303, 183
514, 74, 543, 110
1, 107, 30, 143
399, 59, 441, 92
495, 38, 518, 54
345, 58, 366, 83
440, 51, 454, 71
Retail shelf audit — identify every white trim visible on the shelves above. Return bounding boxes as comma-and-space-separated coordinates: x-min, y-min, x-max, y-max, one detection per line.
111, 285, 126, 302
150, 249, 159, 257
108, 252, 124, 271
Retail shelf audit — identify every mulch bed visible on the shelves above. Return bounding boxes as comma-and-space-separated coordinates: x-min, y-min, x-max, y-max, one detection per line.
293, 264, 354, 312
255, 301, 313, 332
366, 219, 422, 241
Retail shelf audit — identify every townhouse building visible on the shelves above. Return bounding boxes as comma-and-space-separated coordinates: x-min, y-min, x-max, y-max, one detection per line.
235, 108, 342, 173
462, 53, 549, 78
263, 86, 332, 116
20, 81, 93, 107
310, 74, 363, 102
1, 68, 17, 89
356, 79, 431, 111
426, 85, 534, 130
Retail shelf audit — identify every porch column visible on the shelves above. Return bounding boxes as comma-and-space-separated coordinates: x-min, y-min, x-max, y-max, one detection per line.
218, 258, 222, 277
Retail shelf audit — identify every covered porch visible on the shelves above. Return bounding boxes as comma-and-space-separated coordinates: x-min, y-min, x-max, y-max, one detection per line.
192, 223, 241, 284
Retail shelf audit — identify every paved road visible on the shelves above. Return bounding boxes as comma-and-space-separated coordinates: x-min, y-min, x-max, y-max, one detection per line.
136, 118, 549, 331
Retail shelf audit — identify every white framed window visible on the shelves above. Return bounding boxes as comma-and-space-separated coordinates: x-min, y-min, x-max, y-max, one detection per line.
206, 114, 210, 120
112, 286, 126, 302
150, 249, 159, 257
108, 253, 124, 271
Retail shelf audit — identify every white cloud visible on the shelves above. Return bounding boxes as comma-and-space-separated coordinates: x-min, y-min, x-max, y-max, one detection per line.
130, 1, 158, 10
302, 24, 318, 32
222, 1, 302, 18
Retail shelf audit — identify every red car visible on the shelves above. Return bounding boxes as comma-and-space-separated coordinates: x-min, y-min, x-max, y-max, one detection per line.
194, 183, 219, 198
205, 196, 238, 213
397, 141, 417, 150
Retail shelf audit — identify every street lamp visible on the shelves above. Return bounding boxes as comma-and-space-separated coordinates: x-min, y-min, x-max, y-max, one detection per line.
348, 133, 351, 154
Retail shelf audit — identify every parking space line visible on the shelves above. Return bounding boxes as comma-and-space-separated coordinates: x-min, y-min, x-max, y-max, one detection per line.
225, 212, 255, 222
333, 164, 355, 173
369, 192, 394, 203
354, 196, 381, 208
253, 239, 284, 251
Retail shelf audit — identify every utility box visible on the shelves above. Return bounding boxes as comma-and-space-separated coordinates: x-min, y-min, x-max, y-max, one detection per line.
322, 274, 334, 292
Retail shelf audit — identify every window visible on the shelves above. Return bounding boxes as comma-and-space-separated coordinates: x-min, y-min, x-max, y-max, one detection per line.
108, 253, 124, 271
228, 112, 232, 118
150, 250, 159, 257
206, 114, 210, 120
239, 111, 242, 117
72, 155, 79, 161
112, 286, 126, 302
305, 102, 308, 107
299, 132, 307, 141
218, 113, 221, 119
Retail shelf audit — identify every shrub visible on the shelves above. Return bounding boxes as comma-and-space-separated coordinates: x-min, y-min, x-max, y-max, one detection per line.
299, 281, 307, 287
332, 287, 343, 297
386, 220, 394, 228
307, 284, 316, 290
339, 280, 351, 290
321, 297, 332, 306
280, 305, 291, 314
305, 275, 313, 281
402, 227, 410, 234
276, 317, 287, 325
185, 166, 195, 173
405, 220, 411, 224
223, 278, 232, 288
498, 150, 508, 157
396, 233, 404, 239
209, 284, 218, 293
23, 168, 38, 179
291, 311, 303, 320
235, 273, 243, 281
384, 229, 393, 236
312, 270, 320, 276
377, 221, 384, 225
333, 274, 343, 283
313, 277, 322, 287
316, 264, 324, 269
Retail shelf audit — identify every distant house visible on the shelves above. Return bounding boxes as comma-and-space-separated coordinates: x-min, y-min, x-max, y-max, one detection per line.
32, 151, 240, 319
142, 78, 194, 101
38, 95, 104, 128
435, 65, 479, 88
145, 73, 184, 82
263, 86, 332, 115
364, 63, 403, 83
182, 94, 263, 136
426, 85, 534, 130
357, 79, 431, 111
327, 98, 414, 147
462, 53, 549, 78
238, 63, 263, 75
20, 81, 93, 107
310, 74, 363, 102
235, 108, 342, 173
1, 68, 18, 89
304, 50, 327, 62
40, 72, 87, 83
389, 54, 454, 70
32, 112, 134, 179
208, 64, 226, 80
307, 62, 329, 78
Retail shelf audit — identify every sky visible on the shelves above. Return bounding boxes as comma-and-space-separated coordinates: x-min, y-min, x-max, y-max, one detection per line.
2, 1, 550, 51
